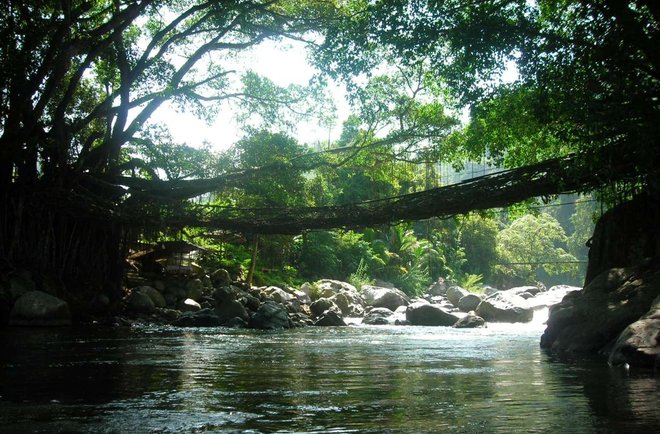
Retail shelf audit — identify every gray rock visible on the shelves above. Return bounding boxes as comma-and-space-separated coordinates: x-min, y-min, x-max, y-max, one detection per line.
362, 285, 410, 311
9, 291, 72, 326
446, 286, 469, 307
224, 316, 248, 328
363, 307, 395, 325
330, 292, 365, 317
310, 297, 337, 317
180, 298, 201, 312
315, 280, 358, 297
283, 299, 302, 314
215, 299, 249, 323
126, 290, 155, 314
314, 310, 347, 326
175, 309, 223, 327
476, 292, 533, 323
185, 278, 204, 301
541, 264, 660, 354
289, 312, 313, 328
453, 311, 486, 328
406, 301, 459, 326
608, 294, 660, 369
212, 286, 238, 304
249, 301, 291, 329
483, 285, 499, 296
138, 286, 166, 308
299, 282, 315, 300
239, 292, 261, 312
508, 285, 542, 297
265, 286, 293, 304
427, 278, 448, 296
211, 268, 232, 285
291, 288, 312, 305
457, 293, 482, 312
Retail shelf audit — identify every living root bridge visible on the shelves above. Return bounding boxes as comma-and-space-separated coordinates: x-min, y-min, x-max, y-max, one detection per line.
158, 144, 653, 234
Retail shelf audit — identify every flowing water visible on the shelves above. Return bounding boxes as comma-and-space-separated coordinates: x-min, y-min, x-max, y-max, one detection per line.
0, 313, 658, 433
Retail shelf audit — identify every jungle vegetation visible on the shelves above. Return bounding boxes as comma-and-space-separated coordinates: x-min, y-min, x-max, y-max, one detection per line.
0, 1, 657, 297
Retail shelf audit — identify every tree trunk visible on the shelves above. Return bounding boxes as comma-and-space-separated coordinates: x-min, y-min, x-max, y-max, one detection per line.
0, 188, 126, 302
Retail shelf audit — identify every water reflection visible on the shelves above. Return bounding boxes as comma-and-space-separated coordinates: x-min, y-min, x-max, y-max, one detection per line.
0, 325, 657, 433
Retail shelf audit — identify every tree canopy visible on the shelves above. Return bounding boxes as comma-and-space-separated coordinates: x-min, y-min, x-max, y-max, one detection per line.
317, 0, 660, 168
2, 1, 657, 216
1, 1, 658, 293
0, 0, 660, 294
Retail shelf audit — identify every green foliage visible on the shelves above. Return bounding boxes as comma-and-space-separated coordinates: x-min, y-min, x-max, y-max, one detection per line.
495, 213, 579, 285
458, 274, 484, 294
317, 0, 659, 187
366, 224, 442, 296
298, 230, 373, 281
458, 213, 499, 279
125, 125, 218, 180
228, 130, 308, 207
347, 258, 374, 291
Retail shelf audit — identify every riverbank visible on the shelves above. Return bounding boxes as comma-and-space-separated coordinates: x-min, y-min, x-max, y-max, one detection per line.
2, 260, 578, 332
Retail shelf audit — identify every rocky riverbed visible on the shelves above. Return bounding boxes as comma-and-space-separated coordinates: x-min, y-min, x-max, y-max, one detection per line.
1, 265, 579, 331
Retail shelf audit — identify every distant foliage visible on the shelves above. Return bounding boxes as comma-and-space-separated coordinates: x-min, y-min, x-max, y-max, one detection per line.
494, 213, 579, 286
347, 258, 374, 291
459, 274, 484, 294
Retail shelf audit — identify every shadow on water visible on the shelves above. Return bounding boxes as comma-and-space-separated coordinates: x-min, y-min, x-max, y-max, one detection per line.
542, 351, 660, 433
0, 325, 658, 433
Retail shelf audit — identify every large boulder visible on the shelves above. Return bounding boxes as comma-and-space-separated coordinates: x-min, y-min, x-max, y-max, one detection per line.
137, 286, 166, 308
608, 294, 660, 369
406, 301, 459, 326
264, 286, 293, 304
215, 299, 249, 323
315, 280, 358, 299
284, 286, 312, 305
210, 268, 232, 286
249, 301, 291, 329
507, 285, 542, 297
185, 278, 204, 301
362, 285, 410, 311
314, 310, 347, 327
446, 286, 469, 307
330, 292, 365, 317
457, 293, 482, 312
9, 291, 72, 326
362, 307, 395, 325
483, 285, 499, 296
584, 194, 660, 284
476, 292, 533, 323
126, 290, 156, 314
310, 297, 337, 317
541, 264, 660, 354
212, 286, 238, 304
453, 311, 486, 329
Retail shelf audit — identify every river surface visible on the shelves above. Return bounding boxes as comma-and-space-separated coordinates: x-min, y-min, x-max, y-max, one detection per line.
0, 319, 658, 433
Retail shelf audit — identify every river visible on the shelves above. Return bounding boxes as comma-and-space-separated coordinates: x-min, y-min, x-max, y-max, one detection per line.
0, 317, 658, 433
